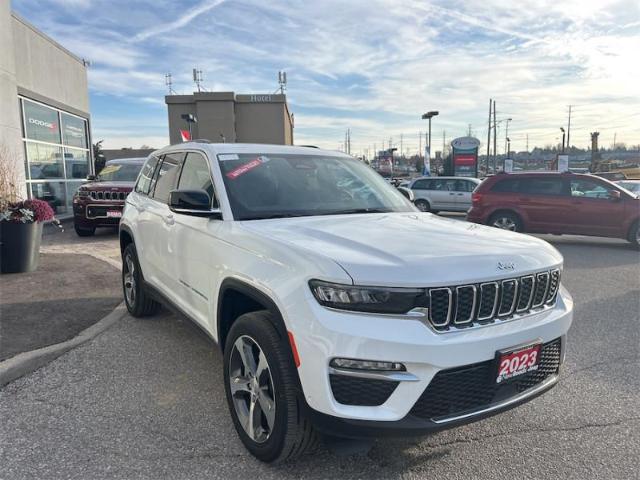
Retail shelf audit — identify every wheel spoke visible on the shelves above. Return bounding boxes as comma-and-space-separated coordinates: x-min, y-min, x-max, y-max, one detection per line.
257, 388, 276, 430
235, 338, 257, 376
255, 351, 269, 380
229, 375, 252, 396
248, 397, 258, 440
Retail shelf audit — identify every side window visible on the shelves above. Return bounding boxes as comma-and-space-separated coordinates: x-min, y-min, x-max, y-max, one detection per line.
522, 178, 564, 195
432, 179, 445, 190
152, 152, 184, 203
443, 179, 457, 191
570, 178, 609, 199
412, 179, 430, 190
134, 156, 159, 195
178, 152, 216, 206
456, 180, 474, 192
491, 178, 520, 193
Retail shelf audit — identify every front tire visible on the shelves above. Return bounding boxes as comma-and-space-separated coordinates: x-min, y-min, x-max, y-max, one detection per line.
122, 243, 160, 317
74, 224, 95, 237
223, 312, 318, 463
489, 211, 523, 232
414, 199, 431, 212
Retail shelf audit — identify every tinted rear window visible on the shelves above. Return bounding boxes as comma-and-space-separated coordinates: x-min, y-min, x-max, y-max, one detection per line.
491, 177, 564, 195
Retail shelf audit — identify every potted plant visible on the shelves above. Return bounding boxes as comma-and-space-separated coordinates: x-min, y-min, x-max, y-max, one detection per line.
0, 145, 60, 273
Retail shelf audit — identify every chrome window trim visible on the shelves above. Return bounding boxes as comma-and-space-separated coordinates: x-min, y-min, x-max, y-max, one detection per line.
516, 275, 535, 312
454, 285, 477, 325
498, 279, 519, 317
429, 287, 452, 327
477, 282, 499, 321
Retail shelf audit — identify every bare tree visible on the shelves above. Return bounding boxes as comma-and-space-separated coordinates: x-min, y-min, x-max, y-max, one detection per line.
0, 144, 24, 208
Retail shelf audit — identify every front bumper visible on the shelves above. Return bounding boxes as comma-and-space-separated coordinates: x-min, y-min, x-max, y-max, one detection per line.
287, 285, 573, 429
73, 202, 124, 227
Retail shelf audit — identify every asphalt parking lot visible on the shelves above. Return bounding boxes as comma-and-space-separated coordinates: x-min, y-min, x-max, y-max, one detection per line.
1, 228, 639, 479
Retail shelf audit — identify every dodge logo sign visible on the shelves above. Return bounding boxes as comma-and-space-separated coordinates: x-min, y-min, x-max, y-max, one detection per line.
28, 117, 56, 130
497, 261, 515, 271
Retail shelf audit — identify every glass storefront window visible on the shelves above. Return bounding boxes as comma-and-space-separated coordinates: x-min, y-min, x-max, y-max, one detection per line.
61, 113, 88, 149
30, 181, 68, 215
23, 100, 61, 144
65, 180, 85, 212
21, 97, 91, 218
26, 142, 64, 179
65, 148, 89, 179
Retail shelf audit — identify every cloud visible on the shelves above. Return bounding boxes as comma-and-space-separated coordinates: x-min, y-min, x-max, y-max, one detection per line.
132, 0, 228, 42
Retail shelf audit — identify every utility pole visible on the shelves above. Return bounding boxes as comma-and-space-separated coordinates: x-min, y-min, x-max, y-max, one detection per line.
400, 133, 403, 158
613, 132, 617, 149
566, 105, 572, 151
468, 124, 472, 136
492, 100, 497, 173
486, 98, 492, 173
526, 133, 529, 153
347, 128, 351, 155
442, 130, 446, 158
418, 132, 422, 159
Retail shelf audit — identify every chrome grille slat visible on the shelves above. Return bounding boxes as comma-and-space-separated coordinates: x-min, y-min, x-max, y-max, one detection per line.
454, 285, 476, 325
477, 282, 499, 321
498, 279, 518, 316
427, 269, 560, 332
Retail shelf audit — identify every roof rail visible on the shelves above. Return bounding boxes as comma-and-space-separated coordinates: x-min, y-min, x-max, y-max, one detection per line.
190, 139, 213, 143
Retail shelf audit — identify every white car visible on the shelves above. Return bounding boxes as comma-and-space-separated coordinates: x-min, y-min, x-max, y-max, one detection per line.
120, 143, 573, 463
409, 176, 481, 213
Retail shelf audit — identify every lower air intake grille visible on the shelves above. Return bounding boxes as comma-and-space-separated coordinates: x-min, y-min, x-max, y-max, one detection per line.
409, 338, 561, 420
329, 374, 399, 406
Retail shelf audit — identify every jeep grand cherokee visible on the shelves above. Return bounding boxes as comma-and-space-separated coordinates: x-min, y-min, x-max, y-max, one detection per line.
119, 143, 573, 463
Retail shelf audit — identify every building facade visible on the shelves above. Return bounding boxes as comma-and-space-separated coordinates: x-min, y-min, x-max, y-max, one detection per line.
0, 6, 91, 216
166, 92, 293, 146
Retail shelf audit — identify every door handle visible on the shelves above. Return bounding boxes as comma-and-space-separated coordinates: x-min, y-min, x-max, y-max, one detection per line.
457, 193, 464, 196
449, 192, 455, 195
163, 214, 175, 225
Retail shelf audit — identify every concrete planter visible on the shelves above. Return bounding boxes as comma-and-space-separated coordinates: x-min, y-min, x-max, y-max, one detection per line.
0, 221, 43, 273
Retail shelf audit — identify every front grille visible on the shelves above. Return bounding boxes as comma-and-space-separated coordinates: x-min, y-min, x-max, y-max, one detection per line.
426, 269, 560, 331
329, 374, 399, 406
409, 338, 561, 420
89, 191, 128, 201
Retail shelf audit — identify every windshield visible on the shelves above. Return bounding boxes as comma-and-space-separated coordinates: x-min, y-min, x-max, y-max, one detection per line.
97, 163, 143, 182
218, 153, 415, 220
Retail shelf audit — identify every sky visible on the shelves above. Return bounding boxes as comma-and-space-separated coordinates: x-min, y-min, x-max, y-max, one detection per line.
12, 0, 640, 155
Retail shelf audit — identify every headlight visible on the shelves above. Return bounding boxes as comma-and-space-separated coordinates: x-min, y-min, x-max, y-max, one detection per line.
309, 280, 424, 314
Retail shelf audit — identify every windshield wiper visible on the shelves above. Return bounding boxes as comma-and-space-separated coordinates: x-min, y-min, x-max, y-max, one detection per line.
323, 208, 391, 216
241, 213, 310, 220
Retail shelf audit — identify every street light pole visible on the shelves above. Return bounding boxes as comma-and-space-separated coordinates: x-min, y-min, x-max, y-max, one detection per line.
421, 111, 439, 175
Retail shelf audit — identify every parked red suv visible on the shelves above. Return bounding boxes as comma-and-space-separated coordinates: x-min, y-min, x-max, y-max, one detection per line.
72, 158, 145, 236
467, 172, 640, 247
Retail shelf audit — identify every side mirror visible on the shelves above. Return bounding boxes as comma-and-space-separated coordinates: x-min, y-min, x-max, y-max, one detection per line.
169, 189, 222, 218
397, 186, 415, 201
86, 174, 96, 181
608, 190, 621, 201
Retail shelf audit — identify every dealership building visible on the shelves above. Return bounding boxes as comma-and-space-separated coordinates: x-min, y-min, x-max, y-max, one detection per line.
166, 92, 294, 146
0, 5, 92, 216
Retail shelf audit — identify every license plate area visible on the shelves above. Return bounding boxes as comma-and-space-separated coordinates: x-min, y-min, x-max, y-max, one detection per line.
495, 342, 541, 384
106, 210, 122, 218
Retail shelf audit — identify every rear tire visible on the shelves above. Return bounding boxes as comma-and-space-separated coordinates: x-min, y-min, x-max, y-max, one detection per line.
74, 224, 95, 237
122, 243, 160, 317
223, 311, 318, 463
628, 220, 640, 249
414, 199, 431, 212
488, 211, 523, 232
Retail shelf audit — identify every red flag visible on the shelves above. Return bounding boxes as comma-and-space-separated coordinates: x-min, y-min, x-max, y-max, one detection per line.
180, 129, 191, 142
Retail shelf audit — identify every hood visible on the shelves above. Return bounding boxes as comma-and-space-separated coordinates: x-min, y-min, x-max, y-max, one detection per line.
81, 181, 134, 192
240, 213, 563, 287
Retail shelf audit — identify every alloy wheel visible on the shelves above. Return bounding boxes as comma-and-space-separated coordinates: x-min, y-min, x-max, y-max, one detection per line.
493, 217, 517, 231
123, 254, 136, 306
228, 335, 276, 443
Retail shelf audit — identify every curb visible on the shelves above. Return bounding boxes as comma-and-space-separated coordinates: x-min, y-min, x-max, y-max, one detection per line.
0, 303, 128, 388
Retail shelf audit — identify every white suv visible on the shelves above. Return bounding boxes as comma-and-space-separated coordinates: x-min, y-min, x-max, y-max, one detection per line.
120, 142, 573, 463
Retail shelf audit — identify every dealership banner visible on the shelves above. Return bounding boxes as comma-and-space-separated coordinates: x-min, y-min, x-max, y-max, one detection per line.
423, 146, 431, 176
